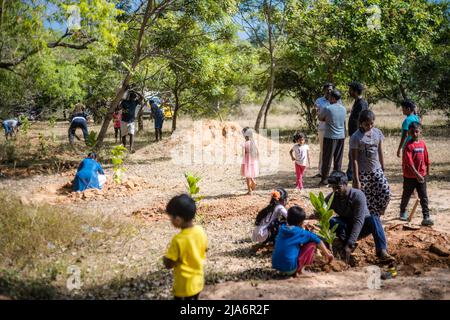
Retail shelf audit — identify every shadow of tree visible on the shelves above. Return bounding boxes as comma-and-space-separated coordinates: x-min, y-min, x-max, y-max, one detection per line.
257, 171, 323, 191
0, 265, 290, 300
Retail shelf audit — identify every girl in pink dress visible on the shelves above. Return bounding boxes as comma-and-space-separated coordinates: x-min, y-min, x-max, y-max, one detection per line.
241, 127, 259, 195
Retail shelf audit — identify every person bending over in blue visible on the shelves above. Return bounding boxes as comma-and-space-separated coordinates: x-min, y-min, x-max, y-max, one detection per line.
150, 97, 164, 142
73, 152, 106, 192
68, 102, 89, 145
1, 118, 22, 139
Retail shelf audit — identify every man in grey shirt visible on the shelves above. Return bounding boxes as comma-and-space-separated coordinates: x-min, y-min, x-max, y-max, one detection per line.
313, 82, 334, 178
325, 171, 393, 263
318, 89, 346, 185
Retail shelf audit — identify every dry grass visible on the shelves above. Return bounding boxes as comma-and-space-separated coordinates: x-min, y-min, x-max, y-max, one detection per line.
0, 192, 140, 299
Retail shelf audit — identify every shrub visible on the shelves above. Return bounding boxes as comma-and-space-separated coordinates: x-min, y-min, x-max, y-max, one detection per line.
18, 115, 30, 135
309, 191, 338, 248
111, 145, 127, 184
184, 172, 204, 202
38, 133, 49, 158
86, 130, 98, 151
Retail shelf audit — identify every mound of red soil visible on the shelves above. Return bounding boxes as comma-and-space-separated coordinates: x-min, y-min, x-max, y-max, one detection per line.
349, 224, 450, 275
132, 194, 310, 223
66, 178, 155, 202
26, 176, 156, 205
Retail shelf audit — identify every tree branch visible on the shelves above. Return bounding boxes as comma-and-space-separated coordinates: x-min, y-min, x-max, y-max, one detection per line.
0, 29, 97, 69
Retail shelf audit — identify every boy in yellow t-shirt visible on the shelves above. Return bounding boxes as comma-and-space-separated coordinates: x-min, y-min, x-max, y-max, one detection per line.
163, 194, 208, 300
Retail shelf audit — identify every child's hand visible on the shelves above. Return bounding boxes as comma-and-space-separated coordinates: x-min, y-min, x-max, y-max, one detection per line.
326, 252, 334, 264
353, 180, 361, 190
291, 157, 296, 161
417, 174, 425, 183
397, 149, 401, 158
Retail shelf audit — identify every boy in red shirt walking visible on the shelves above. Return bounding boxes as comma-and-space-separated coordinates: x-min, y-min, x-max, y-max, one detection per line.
400, 122, 433, 226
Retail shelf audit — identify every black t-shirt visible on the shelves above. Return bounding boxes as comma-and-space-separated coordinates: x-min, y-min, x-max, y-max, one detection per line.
121, 100, 139, 123
348, 98, 369, 136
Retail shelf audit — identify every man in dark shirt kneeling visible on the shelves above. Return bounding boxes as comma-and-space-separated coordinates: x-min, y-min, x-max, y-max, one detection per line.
325, 171, 394, 264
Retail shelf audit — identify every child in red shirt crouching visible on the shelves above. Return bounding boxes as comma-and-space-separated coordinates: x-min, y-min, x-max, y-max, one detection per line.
400, 122, 433, 226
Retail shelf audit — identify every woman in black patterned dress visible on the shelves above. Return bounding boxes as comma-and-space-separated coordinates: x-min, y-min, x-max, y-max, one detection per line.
350, 110, 390, 216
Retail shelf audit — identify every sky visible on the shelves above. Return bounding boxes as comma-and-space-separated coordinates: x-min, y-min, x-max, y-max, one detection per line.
43, 0, 447, 35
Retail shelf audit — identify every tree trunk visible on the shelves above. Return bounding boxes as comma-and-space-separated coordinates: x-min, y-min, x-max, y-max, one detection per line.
172, 105, 179, 133
95, 0, 153, 150
254, 0, 275, 133
172, 92, 180, 133
262, 93, 276, 129
137, 105, 144, 132
299, 101, 317, 134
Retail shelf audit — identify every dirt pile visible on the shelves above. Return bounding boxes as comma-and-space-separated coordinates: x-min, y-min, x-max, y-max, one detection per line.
132, 193, 310, 223
350, 224, 450, 275
134, 120, 279, 169
26, 176, 156, 205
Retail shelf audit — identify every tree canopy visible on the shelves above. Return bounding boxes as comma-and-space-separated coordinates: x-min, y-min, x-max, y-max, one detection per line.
0, 0, 448, 134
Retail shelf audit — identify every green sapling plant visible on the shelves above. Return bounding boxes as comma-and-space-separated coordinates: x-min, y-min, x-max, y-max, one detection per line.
309, 191, 338, 249
49, 114, 57, 142
184, 172, 204, 202
18, 115, 30, 135
38, 132, 49, 158
111, 145, 127, 184
86, 130, 97, 151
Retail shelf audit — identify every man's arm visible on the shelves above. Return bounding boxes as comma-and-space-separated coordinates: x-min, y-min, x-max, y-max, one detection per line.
378, 140, 385, 171
318, 108, 327, 122
397, 130, 407, 158
163, 256, 176, 269
136, 92, 144, 103
351, 148, 360, 189
424, 144, 430, 176
405, 145, 424, 182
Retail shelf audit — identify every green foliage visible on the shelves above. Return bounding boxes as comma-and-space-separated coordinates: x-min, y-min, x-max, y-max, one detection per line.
280, 0, 448, 122
184, 172, 204, 202
86, 130, 98, 151
0, 0, 125, 116
1, 0, 447, 125
111, 145, 127, 184
48, 114, 57, 142
309, 191, 338, 248
38, 133, 49, 158
48, 114, 57, 128
18, 116, 30, 135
